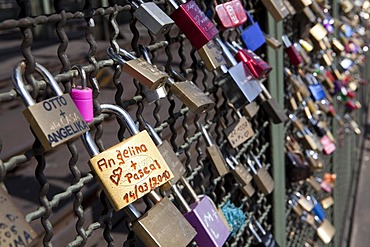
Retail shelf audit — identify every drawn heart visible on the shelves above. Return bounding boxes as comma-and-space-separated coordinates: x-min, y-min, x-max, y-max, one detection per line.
110, 167, 122, 186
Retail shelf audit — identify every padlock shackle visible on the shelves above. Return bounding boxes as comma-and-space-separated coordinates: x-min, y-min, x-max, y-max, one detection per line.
253, 218, 267, 235
100, 104, 140, 135
171, 184, 192, 213
225, 41, 239, 55
248, 223, 263, 243
138, 45, 152, 64
215, 37, 238, 67
282, 34, 292, 47
179, 177, 199, 203
168, 0, 180, 9
231, 41, 244, 51
200, 124, 214, 146
225, 157, 235, 170
107, 47, 137, 65
13, 61, 64, 107
71, 64, 87, 89
81, 132, 100, 157
144, 122, 163, 145
251, 154, 262, 169
246, 155, 257, 174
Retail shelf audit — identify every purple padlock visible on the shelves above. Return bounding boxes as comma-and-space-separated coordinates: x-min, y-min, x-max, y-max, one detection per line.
71, 65, 94, 123
172, 177, 230, 246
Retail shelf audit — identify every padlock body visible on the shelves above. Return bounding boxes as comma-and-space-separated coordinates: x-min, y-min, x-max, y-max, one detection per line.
23, 94, 89, 151
308, 84, 326, 101
298, 196, 314, 212
241, 184, 256, 197
71, 86, 94, 123
313, 202, 326, 221
317, 219, 335, 244
184, 195, 230, 246
232, 165, 253, 186
197, 40, 226, 71
321, 196, 334, 209
170, 0, 218, 49
243, 101, 260, 119
170, 80, 215, 114
320, 135, 336, 155
285, 46, 303, 67
235, 49, 272, 78
254, 167, 274, 195
260, 0, 289, 21
206, 146, 229, 176
287, 0, 311, 12
215, 0, 247, 30
224, 117, 254, 148
306, 176, 321, 192
143, 86, 167, 104
122, 58, 168, 90
134, 2, 174, 35
132, 197, 197, 247
261, 98, 288, 124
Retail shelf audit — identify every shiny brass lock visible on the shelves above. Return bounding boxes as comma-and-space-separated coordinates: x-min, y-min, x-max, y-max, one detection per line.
294, 192, 314, 212
13, 61, 89, 151
264, 33, 282, 49
316, 218, 335, 244
226, 156, 256, 197
84, 104, 174, 211
321, 196, 334, 209
310, 23, 328, 44
167, 70, 215, 114
243, 101, 260, 119
108, 47, 169, 90
197, 40, 226, 71
247, 154, 274, 195
201, 124, 229, 177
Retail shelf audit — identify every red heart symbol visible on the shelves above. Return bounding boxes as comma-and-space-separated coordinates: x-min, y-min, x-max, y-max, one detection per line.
110, 167, 122, 186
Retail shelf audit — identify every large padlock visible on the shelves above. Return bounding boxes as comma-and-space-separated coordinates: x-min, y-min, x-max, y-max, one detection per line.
214, 0, 247, 30
13, 61, 89, 151
260, 0, 289, 21
83, 104, 174, 210
247, 154, 274, 195
171, 177, 230, 246
168, 0, 219, 49
166, 69, 215, 114
200, 124, 230, 176
258, 82, 288, 124
197, 40, 227, 71
282, 35, 303, 67
249, 218, 280, 247
107, 47, 169, 90
240, 10, 266, 51
227, 41, 272, 79
127, 0, 174, 35
226, 156, 256, 197
215, 38, 262, 109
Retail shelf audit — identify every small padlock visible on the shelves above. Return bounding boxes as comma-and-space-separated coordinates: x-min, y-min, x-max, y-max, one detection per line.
215, 38, 262, 109
249, 218, 280, 247
127, 0, 174, 35
289, 114, 318, 151
321, 196, 334, 209
304, 150, 323, 171
315, 217, 335, 244
331, 38, 345, 54
171, 177, 230, 246
288, 198, 304, 217
168, 0, 219, 49
247, 154, 274, 195
227, 41, 272, 79
200, 124, 229, 176
260, 0, 289, 21
305, 73, 327, 101
264, 33, 282, 49
167, 69, 215, 114
243, 101, 260, 119
84, 104, 174, 210
299, 39, 314, 52
320, 135, 336, 155
13, 61, 89, 151
306, 176, 322, 192
240, 10, 266, 51
310, 0, 326, 19
197, 40, 227, 71
302, 6, 317, 22
283, 0, 297, 15
214, 0, 247, 30
294, 192, 314, 212
226, 156, 256, 197
108, 47, 169, 90
340, 0, 354, 13
70, 65, 94, 123
282, 35, 303, 67
309, 195, 326, 221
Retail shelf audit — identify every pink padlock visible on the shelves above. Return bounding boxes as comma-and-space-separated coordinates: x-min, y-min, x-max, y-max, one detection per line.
71, 65, 94, 123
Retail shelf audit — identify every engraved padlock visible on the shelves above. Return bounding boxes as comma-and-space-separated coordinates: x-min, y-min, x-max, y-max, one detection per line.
215, 37, 262, 109
70, 65, 94, 123
82, 104, 174, 210
282, 35, 303, 67
197, 40, 226, 71
249, 217, 280, 247
214, 0, 247, 30
138, 45, 168, 104
13, 61, 89, 151
166, 69, 215, 114
226, 156, 256, 197
171, 177, 230, 246
200, 124, 229, 176
227, 41, 272, 79
168, 0, 219, 49
107, 47, 169, 90
127, 0, 174, 35
260, 0, 289, 21
247, 154, 274, 195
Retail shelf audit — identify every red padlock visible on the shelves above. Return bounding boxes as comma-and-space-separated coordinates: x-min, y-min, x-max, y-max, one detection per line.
282, 35, 303, 67
215, 0, 247, 30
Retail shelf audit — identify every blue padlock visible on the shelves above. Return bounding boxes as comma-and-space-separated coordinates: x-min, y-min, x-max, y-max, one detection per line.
306, 74, 326, 101
310, 195, 326, 221
240, 10, 266, 51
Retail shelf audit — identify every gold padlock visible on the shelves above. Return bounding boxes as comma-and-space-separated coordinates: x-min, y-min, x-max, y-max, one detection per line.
310, 23, 328, 43
264, 33, 283, 49
260, 0, 289, 21
197, 40, 226, 71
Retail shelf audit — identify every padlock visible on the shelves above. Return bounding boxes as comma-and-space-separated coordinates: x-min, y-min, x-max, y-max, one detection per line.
287, 0, 312, 12
340, 0, 354, 13
289, 114, 318, 151
283, 0, 297, 15
257, 82, 288, 124
264, 33, 282, 49
138, 45, 167, 104
304, 150, 323, 171
127, 0, 174, 35
13, 61, 89, 151
302, 6, 316, 23
299, 39, 314, 52
294, 192, 314, 212
215, 38, 262, 109
315, 217, 335, 244
84, 104, 174, 210
249, 218, 280, 247
285, 150, 311, 183
260, 0, 289, 21
306, 176, 322, 192
214, 0, 247, 30
168, 0, 218, 49
197, 40, 227, 71
70, 65, 94, 123
288, 198, 304, 217
321, 196, 334, 209
331, 38, 345, 54
320, 135, 336, 155
227, 41, 272, 79
200, 124, 229, 176
293, 42, 311, 65
240, 10, 266, 51
247, 154, 274, 195
282, 35, 303, 67
310, 0, 326, 19
226, 156, 256, 197
171, 177, 230, 246
144, 122, 186, 191
108, 47, 168, 90
167, 69, 215, 114
302, 102, 326, 137
243, 101, 260, 119
309, 195, 326, 221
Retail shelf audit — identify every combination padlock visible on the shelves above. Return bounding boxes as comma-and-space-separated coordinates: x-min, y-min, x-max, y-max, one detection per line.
70, 65, 94, 123
171, 177, 230, 246
13, 61, 89, 151
215, 38, 262, 109
214, 0, 247, 30
282, 35, 303, 67
83, 104, 174, 210
247, 154, 274, 195
249, 218, 280, 247
240, 10, 266, 51
168, 0, 219, 49
107, 47, 169, 90
197, 40, 227, 71
226, 41, 272, 79
127, 0, 174, 35
200, 124, 229, 176
226, 156, 256, 197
